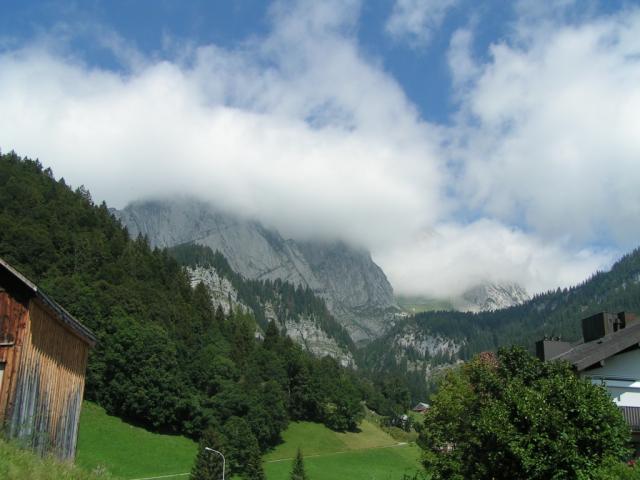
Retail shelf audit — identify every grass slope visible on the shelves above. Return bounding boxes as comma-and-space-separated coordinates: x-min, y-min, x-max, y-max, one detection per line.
0, 437, 111, 480
396, 295, 454, 314
76, 402, 197, 479
77, 403, 422, 480
264, 421, 422, 480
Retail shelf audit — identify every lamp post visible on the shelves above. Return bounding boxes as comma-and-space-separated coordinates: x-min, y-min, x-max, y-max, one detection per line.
204, 447, 225, 480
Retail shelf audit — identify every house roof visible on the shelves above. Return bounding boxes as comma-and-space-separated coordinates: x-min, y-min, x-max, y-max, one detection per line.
0, 257, 97, 347
551, 321, 640, 372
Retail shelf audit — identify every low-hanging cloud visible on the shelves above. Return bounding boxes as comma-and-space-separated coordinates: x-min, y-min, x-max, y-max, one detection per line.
376, 220, 615, 299
0, 0, 638, 298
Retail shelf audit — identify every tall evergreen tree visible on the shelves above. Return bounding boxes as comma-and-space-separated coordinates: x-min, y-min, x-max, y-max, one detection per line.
191, 428, 226, 480
222, 416, 265, 480
290, 448, 308, 480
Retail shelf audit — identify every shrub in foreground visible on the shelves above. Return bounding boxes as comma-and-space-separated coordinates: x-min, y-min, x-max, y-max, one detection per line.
419, 347, 630, 480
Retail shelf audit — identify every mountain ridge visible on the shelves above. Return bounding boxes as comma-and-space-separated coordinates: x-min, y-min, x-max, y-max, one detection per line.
114, 198, 399, 343
168, 242, 356, 367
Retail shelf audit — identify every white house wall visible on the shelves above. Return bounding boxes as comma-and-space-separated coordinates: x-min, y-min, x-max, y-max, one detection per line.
581, 349, 640, 408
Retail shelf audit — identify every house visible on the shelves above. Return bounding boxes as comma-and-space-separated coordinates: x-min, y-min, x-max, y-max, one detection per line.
412, 402, 430, 413
0, 257, 96, 460
536, 312, 640, 444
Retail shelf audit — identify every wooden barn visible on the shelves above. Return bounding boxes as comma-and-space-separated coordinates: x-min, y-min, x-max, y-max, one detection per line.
0, 257, 96, 460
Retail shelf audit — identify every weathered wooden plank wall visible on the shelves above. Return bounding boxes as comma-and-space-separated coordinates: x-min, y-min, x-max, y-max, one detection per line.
0, 291, 29, 424
7, 300, 89, 460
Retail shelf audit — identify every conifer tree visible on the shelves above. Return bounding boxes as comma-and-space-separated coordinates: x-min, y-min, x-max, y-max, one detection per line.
191, 428, 226, 480
263, 319, 280, 351
223, 416, 266, 480
290, 448, 308, 480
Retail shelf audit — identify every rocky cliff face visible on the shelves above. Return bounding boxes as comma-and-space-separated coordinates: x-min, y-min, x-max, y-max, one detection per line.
455, 283, 530, 313
187, 265, 355, 367
114, 198, 398, 343
188, 265, 247, 315
364, 322, 464, 381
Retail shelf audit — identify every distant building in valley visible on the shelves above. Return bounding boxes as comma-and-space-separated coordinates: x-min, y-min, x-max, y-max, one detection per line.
412, 402, 430, 413
0, 258, 96, 460
537, 312, 640, 446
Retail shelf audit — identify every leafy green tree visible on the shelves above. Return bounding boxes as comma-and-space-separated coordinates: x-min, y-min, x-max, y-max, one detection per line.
290, 448, 308, 480
191, 428, 226, 480
419, 347, 630, 480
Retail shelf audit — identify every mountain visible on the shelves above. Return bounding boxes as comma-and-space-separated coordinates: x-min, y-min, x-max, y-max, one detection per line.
168, 243, 356, 367
364, 248, 640, 400
113, 198, 399, 343
455, 282, 529, 312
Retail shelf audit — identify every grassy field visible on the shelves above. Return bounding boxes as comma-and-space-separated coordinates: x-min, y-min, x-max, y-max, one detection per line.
76, 402, 422, 480
263, 420, 422, 480
76, 402, 197, 479
396, 295, 454, 314
0, 437, 112, 480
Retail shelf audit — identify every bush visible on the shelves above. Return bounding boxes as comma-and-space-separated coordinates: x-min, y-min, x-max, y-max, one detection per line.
418, 347, 631, 480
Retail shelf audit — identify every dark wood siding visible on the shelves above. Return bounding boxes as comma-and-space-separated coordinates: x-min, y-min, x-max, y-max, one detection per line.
0, 291, 29, 425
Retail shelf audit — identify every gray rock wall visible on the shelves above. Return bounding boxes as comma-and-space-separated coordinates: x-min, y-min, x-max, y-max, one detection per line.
114, 198, 398, 343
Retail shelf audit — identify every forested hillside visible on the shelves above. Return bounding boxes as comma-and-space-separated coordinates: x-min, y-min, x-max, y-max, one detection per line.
0, 151, 400, 478
169, 243, 355, 355
364, 246, 640, 399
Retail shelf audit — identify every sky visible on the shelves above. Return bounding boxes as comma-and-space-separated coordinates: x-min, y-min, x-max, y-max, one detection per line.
0, 0, 639, 299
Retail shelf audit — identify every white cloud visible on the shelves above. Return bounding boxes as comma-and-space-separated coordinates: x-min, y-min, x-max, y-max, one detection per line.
376, 220, 615, 298
451, 8, 640, 250
385, 0, 457, 48
447, 28, 478, 91
0, 1, 445, 251
0, 0, 637, 299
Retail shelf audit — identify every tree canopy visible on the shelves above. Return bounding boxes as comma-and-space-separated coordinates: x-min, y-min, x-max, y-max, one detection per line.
418, 347, 630, 480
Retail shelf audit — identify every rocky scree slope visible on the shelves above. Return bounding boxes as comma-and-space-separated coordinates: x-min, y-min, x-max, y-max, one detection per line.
114, 198, 399, 343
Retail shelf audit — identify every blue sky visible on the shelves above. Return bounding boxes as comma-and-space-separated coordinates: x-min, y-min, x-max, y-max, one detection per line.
5, 0, 625, 123
0, 0, 639, 297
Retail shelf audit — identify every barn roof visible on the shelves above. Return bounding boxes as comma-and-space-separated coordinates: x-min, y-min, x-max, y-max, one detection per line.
551, 321, 640, 372
0, 257, 97, 347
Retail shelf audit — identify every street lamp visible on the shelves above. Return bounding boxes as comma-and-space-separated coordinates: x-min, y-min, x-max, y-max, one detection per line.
204, 447, 225, 480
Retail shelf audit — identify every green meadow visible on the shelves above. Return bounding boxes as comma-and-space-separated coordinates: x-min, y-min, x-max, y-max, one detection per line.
264, 420, 421, 480
76, 402, 422, 480
395, 295, 454, 314
76, 402, 197, 479
0, 437, 112, 480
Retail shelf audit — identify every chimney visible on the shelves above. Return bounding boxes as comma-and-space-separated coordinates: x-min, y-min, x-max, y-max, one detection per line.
581, 312, 635, 343
618, 311, 636, 327
535, 338, 571, 361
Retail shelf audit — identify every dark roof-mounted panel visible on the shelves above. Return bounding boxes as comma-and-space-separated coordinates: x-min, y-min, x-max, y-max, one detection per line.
0, 257, 97, 347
